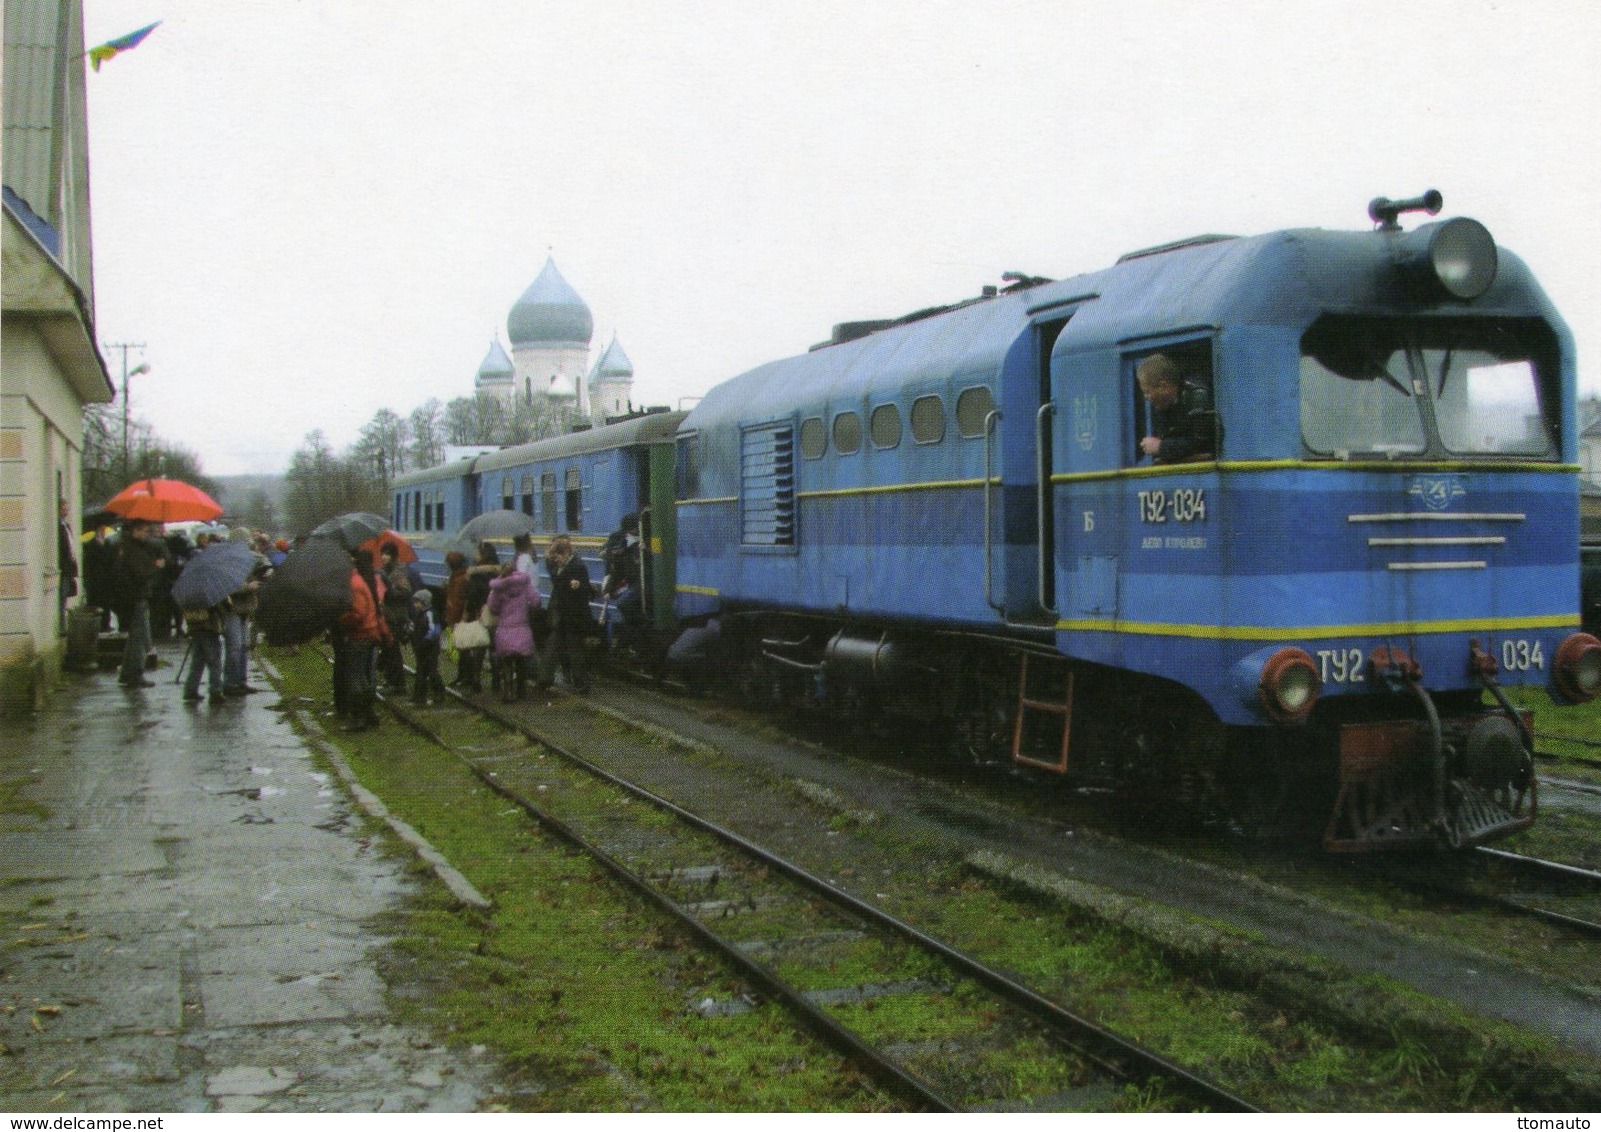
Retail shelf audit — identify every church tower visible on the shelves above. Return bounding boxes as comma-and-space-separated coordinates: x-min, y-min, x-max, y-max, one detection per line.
587, 332, 635, 425
473, 336, 515, 399
506, 256, 593, 408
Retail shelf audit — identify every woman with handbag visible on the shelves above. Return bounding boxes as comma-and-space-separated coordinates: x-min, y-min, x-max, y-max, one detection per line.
453, 542, 499, 693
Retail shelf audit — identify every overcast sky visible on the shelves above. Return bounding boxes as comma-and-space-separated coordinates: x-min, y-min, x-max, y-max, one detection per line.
83, 0, 1601, 476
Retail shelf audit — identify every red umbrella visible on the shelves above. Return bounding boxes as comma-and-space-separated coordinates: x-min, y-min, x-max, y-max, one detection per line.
360, 530, 416, 564
105, 478, 223, 524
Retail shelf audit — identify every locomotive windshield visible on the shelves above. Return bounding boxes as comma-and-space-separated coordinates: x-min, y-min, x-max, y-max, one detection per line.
1299, 316, 1560, 460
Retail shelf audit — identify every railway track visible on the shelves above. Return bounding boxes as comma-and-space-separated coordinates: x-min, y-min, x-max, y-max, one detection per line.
369, 680, 1256, 1113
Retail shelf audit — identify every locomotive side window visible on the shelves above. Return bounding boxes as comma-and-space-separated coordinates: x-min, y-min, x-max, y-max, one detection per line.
911, 395, 945, 444
1300, 316, 1558, 460
676, 432, 701, 497
520, 474, 534, 516
870, 404, 902, 449
540, 472, 557, 532
565, 467, 582, 531
1130, 344, 1216, 465
799, 416, 827, 459
955, 386, 995, 438
833, 412, 862, 455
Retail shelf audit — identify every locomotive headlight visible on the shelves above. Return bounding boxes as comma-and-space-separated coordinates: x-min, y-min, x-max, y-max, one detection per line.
1554, 633, 1601, 703
1398, 218, 1499, 300
1259, 648, 1322, 723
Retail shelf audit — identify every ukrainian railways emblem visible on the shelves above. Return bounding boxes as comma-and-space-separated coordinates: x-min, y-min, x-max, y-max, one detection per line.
1073, 395, 1097, 450
1409, 475, 1466, 511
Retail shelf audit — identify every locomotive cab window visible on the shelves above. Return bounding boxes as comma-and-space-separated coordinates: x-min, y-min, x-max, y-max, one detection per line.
1300, 316, 1559, 460
1131, 343, 1217, 465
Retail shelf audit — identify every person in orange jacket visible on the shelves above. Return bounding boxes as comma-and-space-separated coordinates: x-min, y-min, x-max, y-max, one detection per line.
334, 549, 389, 732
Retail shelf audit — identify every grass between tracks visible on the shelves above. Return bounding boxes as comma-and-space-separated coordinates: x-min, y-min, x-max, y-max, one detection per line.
262, 646, 894, 1112
265, 645, 1601, 1112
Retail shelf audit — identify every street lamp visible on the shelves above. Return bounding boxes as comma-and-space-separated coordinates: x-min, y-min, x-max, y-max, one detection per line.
121, 360, 150, 481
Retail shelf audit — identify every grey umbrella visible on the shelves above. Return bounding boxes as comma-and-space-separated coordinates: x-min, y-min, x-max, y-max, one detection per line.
457, 509, 539, 543
308, 511, 391, 551
170, 541, 260, 611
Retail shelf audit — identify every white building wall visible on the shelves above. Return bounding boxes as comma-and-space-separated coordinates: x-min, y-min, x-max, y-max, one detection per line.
0, 322, 86, 701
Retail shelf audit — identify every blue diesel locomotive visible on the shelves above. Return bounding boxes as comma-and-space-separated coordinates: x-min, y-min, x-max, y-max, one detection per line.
399, 192, 1601, 851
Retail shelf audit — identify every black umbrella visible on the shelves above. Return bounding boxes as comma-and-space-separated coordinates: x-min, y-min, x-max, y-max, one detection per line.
82, 506, 120, 532
457, 509, 538, 543
170, 541, 260, 611
308, 511, 391, 552
256, 538, 355, 646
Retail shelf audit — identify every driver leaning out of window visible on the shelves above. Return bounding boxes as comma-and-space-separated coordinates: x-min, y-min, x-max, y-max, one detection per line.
1137, 352, 1215, 463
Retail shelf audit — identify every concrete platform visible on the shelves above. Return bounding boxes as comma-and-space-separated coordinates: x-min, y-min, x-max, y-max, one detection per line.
0, 640, 496, 1112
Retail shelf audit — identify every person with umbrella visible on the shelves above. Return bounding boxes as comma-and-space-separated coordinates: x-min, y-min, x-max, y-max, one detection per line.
180, 596, 227, 705
114, 520, 166, 688
171, 538, 261, 705
337, 549, 388, 731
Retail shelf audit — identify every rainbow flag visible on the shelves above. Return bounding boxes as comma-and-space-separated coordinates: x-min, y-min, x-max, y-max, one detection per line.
88, 21, 160, 71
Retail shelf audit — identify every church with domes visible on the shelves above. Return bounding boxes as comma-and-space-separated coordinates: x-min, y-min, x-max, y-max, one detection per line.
472, 256, 635, 430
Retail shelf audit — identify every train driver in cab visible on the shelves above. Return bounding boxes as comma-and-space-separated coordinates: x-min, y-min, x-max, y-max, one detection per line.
1136, 351, 1216, 464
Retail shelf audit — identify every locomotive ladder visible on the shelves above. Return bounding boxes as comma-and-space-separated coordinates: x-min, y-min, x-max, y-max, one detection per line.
1011, 653, 1075, 773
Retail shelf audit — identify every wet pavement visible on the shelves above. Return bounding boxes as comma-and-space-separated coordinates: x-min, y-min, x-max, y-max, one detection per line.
0, 640, 495, 1112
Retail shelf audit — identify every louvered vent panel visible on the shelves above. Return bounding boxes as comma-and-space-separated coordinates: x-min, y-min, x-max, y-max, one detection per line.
741, 423, 795, 546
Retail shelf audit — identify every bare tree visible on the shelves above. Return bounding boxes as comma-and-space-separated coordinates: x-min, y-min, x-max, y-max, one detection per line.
282, 429, 385, 534
352, 408, 411, 490
408, 398, 445, 470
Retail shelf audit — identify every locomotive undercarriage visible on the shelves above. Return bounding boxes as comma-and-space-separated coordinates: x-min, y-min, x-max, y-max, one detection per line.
1314, 692, 1536, 852
688, 612, 1535, 852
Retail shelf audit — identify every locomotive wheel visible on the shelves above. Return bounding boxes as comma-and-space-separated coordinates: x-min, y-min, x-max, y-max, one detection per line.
949, 663, 1015, 765
1218, 735, 1292, 841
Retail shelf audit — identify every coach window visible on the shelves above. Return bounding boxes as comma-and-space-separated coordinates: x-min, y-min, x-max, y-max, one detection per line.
565, 467, 582, 530
414, 491, 424, 529
540, 472, 557, 532
955, 386, 996, 439
870, 403, 902, 449
501, 476, 514, 511
424, 491, 434, 531
799, 416, 826, 459
520, 474, 535, 516
833, 411, 862, 455
911, 395, 945, 444
435, 489, 445, 531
